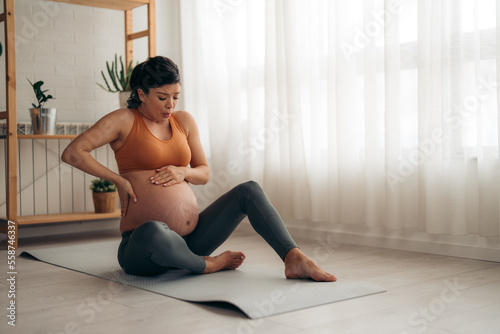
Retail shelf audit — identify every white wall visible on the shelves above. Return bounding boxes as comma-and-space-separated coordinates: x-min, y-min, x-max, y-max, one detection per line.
14, 0, 129, 123
6, 0, 184, 122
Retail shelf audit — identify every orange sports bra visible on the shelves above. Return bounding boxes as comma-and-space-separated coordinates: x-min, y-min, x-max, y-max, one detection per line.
114, 110, 191, 174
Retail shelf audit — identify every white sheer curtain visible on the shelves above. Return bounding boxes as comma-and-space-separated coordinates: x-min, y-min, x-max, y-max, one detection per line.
179, 0, 499, 237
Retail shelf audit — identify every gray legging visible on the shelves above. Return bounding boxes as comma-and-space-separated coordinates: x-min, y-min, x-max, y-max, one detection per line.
117, 181, 298, 276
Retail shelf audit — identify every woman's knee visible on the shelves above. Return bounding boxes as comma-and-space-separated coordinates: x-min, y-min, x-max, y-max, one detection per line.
234, 181, 269, 210
236, 180, 263, 196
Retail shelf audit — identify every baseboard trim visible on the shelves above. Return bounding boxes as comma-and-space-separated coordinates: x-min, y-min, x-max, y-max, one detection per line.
237, 220, 500, 262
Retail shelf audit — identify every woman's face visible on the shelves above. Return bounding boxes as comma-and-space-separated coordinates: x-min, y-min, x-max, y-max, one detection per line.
138, 83, 181, 122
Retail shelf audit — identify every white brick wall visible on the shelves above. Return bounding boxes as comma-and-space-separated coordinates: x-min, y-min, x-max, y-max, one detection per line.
1, 0, 184, 124
13, 0, 141, 123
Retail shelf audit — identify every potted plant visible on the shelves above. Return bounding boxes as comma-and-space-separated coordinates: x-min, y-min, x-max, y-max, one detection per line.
28, 79, 56, 135
97, 54, 133, 108
90, 178, 118, 213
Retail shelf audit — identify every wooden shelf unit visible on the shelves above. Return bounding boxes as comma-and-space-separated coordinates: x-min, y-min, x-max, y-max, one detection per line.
0, 210, 121, 235
17, 134, 78, 140
50, 0, 150, 11
1, 0, 156, 248
17, 210, 121, 225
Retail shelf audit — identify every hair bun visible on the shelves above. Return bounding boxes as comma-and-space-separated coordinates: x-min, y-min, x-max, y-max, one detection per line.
126, 56, 181, 108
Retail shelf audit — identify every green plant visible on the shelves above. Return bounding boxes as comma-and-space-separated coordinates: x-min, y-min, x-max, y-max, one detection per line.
90, 178, 117, 193
27, 79, 54, 109
97, 54, 133, 93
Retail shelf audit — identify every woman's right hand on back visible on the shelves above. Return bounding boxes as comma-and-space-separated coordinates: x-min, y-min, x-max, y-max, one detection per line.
117, 177, 137, 217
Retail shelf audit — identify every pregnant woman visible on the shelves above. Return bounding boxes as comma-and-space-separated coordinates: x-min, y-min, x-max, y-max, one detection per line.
62, 56, 336, 282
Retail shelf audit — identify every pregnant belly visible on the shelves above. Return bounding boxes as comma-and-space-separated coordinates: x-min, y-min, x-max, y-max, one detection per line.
119, 170, 199, 236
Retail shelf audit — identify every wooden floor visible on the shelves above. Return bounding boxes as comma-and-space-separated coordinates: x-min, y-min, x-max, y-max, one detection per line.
1, 227, 499, 334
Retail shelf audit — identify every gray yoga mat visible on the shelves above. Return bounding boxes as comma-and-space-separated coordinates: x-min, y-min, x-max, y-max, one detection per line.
21, 241, 386, 319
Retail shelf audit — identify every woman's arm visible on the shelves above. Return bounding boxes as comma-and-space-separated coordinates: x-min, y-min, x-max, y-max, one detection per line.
61, 109, 137, 216
151, 111, 210, 186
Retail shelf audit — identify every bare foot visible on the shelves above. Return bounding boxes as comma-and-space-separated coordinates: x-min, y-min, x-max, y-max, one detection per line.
284, 248, 337, 282
202, 250, 246, 274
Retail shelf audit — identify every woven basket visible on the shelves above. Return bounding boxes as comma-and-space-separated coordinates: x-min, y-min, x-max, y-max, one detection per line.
92, 192, 117, 213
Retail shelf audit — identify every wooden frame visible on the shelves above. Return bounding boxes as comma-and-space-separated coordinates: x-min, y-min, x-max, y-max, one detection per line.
49, 0, 150, 11
1, 0, 156, 249
17, 210, 121, 225
1, 0, 18, 247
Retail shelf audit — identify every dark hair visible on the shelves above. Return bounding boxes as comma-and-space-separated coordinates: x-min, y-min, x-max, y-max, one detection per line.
126, 56, 181, 108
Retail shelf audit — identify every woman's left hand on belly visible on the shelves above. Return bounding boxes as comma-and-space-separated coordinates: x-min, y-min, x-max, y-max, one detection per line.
150, 165, 187, 187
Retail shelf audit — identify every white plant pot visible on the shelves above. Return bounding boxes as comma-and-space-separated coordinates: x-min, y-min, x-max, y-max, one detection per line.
119, 91, 131, 108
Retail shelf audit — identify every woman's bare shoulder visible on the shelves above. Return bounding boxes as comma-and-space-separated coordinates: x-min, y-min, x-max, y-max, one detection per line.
106, 108, 135, 123
83, 108, 135, 148
173, 110, 195, 121
93, 108, 134, 132
173, 110, 197, 133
